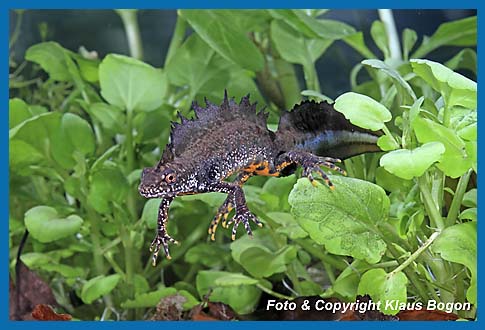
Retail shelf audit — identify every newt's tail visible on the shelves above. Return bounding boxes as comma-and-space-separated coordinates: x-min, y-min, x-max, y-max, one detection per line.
275, 100, 382, 160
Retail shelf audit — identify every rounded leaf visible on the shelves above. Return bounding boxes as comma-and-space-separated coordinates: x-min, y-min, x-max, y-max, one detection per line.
410, 59, 476, 109
334, 92, 392, 131
81, 274, 121, 304
358, 269, 408, 315
179, 10, 264, 72
24, 206, 83, 243
62, 113, 95, 155
379, 142, 445, 180
414, 117, 473, 178
289, 176, 388, 264
432, 222, 476, 304
99, 54, 166, 112
196, 271, 262, 315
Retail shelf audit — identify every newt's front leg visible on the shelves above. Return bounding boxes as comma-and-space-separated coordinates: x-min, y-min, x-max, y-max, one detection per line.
150, 196, 178, 266
276, 150, 347, 188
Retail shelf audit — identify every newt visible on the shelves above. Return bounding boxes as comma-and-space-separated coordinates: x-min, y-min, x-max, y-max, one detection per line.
139, 91, 381, 265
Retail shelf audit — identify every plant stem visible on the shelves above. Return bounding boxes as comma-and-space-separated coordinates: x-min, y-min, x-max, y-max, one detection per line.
86, 206, 115, 319
369, 260, 399, 269
286, 263, 303, 295
390, 231, 440, 275
378, 9, 402, 61
446, 169, 472, 226
274, 59, 301, 109
116, 9, 144, 60
382, 124, 400, 148
164, 15, 186, 67
418, 175, 445, 230
9, 10, 24, 49
120, 227, 135, 293
304, 64, 321, 93
124, 107, 137, 219
256, 283, 294, 300
384, 240, 430, 301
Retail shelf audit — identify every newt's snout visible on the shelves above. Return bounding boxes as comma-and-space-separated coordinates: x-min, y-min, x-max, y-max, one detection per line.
139, 167, 164, 198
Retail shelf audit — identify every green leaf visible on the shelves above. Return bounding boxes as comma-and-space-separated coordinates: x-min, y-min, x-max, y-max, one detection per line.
165, 34, 230, 98
445, 49, 477, 75
270, 18, 333, 89
87, 164, 129, 213
50, 113, 95, 169
414, 117, 472, 178
61, 113, 95, 155
72, 53, 100, 82
362, 59, 416, 103
90, 145, 120, 173
9, 98, 30, 129
457, 122, 476, 142
231, 230, 298, 278
271, 19, 332, 66
412, 16, 477, 58
432, 221, 476, 304
358, 269, 408, 315
377, 135, 399, 151
9, 139, 45, 173
185, 243, 228, 268
121, 287, 198, 309
402, 28, 417, 60
210, 10, 270, 33
9, 111, 61, 157
300, 90, 334, 103
268, 10, 319, 38
24, 206, 83, 243
459, 208, 476, 221
465, 141, 477, 173
410, 59, 476, 109
267, 212, 308, 240
81, 274, 121, 304
343, 32, 376, 59
370, 21, 390, 58
270, 10, 355, 40
179, 10, 264, 72
214, 273, 260, 286
196, 271, 262, 314
331, 260, 369, 300
334, 92, 392, 131
379, 142, 445, 180
375, 167, 413, 193
141, 198, 161, 230
86, 102, 124, 134
25, 42, 71, 81
21, 253, 85, 278
99, 54, 166, 112
289, 177, 389, 264
462, 189, 476, 208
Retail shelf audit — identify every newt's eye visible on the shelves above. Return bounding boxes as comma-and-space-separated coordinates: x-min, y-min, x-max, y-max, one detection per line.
165, 171, 177, 184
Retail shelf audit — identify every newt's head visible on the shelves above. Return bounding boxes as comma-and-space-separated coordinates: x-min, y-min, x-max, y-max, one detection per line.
138, 145, 197, 198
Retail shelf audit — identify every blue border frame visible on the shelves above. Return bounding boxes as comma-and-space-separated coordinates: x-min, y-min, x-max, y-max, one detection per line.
3, 0, 481, 328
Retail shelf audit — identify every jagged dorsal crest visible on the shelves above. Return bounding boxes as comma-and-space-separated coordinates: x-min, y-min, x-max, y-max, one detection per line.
277, 99, 364, 133
169, 91, 268, 155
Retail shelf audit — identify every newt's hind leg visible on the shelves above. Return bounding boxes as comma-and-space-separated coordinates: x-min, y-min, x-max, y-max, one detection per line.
276, 151, 347, 189
208, 173, 259, 240
207, 181, 262, 241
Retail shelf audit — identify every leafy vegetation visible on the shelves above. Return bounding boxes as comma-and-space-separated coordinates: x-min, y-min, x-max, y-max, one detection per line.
9, 10, 476, 320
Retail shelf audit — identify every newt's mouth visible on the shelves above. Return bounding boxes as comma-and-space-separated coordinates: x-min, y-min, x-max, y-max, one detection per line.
138, 184, 171, 199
